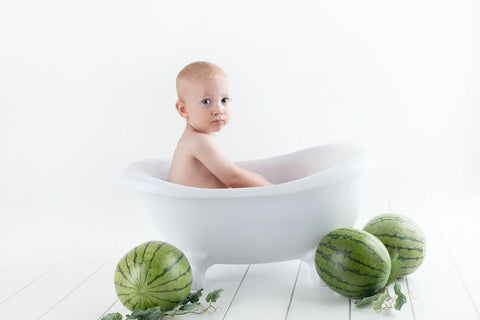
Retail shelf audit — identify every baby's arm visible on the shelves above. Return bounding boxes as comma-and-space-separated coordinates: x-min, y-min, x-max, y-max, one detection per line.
192, 134, 272, 188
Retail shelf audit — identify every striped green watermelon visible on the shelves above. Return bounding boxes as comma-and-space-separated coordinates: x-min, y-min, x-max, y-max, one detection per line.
363, 214, 426, 278
315, 228, 391, 298
114, 241, 192, 311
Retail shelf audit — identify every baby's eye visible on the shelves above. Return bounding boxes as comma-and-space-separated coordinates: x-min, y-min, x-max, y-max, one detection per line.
221, 98, 230, 104
202, 99, 211, 105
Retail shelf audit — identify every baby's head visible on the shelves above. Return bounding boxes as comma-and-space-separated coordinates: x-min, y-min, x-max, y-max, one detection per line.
175, 61, 232, 134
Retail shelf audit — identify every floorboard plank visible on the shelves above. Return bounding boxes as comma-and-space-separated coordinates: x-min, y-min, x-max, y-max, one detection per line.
224, 260, 300, 320
41, 257, 118, 320
0, 251, 114, 319
286, 262, 349, 320
388, 196, 479, 320
425, 194, 480, 318
0, 256, 60, 305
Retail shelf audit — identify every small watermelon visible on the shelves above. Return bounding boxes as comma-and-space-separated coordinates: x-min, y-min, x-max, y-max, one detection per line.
315, 228, 391, 298
363, 213, 426, 278
114, 241, 192, 311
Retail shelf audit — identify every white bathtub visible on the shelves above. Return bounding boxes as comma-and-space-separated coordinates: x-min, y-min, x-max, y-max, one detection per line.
123, 144, 374, 288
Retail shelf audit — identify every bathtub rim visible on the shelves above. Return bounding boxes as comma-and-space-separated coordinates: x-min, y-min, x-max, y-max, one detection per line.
122, 143, 377, 199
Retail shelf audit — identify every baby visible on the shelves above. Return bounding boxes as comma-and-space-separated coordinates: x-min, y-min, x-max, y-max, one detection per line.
169, 61, 273, 188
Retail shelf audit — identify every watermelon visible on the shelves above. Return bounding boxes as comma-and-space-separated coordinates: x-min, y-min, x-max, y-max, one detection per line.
114, 241, 192, 311
315, 228, 391, 298
363, 213, 426, 278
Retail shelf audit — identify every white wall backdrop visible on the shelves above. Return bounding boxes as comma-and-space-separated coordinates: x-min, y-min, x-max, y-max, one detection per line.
1, 0, 479, 206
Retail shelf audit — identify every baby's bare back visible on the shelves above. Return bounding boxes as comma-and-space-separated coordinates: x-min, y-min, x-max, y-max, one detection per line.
169, 131, 227, 188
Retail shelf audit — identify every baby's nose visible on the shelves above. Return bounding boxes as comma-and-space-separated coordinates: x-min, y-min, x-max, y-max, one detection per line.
211, 105, 224, 116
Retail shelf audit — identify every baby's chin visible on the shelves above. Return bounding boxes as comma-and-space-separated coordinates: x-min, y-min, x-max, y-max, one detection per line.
192, 126, 224, 135
206, 126, 225, 134
188, 119, 229, 134
209, 120, 228, 131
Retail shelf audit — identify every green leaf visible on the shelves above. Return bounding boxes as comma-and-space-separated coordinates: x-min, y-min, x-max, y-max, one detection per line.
126, 307, 163, 320
101, 313, 123, 320
387, 250, 401, 285
393, 282, 402, 296
206, 289, 224, 303
181, 289, 203, 305
354, 293, 381, 307
164, 303, 200, 316
393, 283, 408, 310
179, 302, 201, 312
372, 292, 389, 312
394, 293, 407, 310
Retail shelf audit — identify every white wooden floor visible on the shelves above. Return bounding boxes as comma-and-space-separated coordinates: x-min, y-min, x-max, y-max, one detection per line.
1, 179, 479, 319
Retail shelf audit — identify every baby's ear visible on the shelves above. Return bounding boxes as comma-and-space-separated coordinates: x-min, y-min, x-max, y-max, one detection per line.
175, 101, 189, 119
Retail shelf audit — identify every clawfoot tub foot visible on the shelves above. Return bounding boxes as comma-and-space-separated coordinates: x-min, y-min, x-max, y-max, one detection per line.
301, 249, 325, 286
185, 252, 213, 290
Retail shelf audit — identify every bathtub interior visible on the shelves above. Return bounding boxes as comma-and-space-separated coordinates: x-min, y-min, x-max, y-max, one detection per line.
136, 144, 369, 186
236, 144, 366, 184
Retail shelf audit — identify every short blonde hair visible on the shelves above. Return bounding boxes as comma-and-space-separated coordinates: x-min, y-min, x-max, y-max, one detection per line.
176, 61, 227, 101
